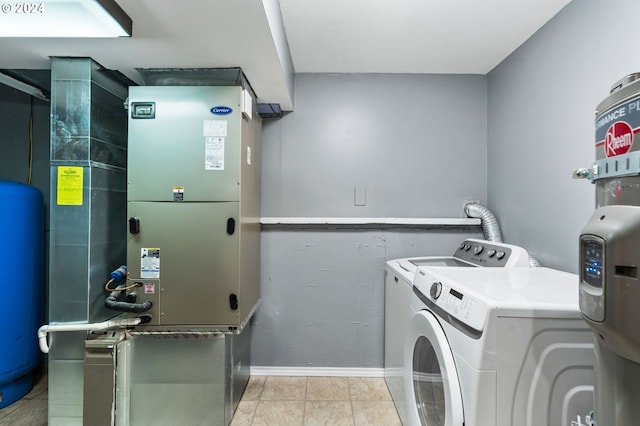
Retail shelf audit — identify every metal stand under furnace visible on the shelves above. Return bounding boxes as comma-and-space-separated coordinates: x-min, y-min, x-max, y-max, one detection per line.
84, 69, 262, 426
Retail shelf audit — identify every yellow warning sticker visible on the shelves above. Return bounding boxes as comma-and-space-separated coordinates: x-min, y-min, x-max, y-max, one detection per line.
57, 166, 83, 205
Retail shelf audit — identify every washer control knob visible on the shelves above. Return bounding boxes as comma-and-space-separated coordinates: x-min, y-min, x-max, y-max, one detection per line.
473, 245, 484, 255
464, 244, 471, 251
496, 251, 506, 260
430, 281, 442, 300
487, 249, 497, 258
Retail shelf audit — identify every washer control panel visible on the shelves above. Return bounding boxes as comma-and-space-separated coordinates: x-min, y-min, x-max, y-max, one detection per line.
453, 239, 529, 267
414, 268, 488, 332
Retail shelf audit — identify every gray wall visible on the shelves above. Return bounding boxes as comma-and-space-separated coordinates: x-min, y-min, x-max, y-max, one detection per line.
487, 0, 640, 272
253, 74, 486, 368
0, 83, 50, 195
262, 73, 487, 217
0, 77, 51, 326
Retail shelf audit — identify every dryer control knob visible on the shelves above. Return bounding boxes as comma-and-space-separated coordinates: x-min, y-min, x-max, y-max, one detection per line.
430, 281, 442, 300
473, 245, 484, 255
496, 251, 506, 260
487, 249, 497, 258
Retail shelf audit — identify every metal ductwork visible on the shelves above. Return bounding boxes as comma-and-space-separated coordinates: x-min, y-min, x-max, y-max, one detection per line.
257, 103, 283, 119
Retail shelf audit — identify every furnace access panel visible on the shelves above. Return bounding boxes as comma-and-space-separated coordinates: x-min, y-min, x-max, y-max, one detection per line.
126, 85, 261, 330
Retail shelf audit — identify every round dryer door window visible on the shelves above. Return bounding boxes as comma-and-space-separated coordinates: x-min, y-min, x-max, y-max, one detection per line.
406, 310, 464, 426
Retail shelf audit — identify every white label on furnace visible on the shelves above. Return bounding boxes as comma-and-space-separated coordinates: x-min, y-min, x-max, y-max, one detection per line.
141, 248, 160, 279
247, 146, 252, 165
205, 137, 225, 170
203, 120, 227, 137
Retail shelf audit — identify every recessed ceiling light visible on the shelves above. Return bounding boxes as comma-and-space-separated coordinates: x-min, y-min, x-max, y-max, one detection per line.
0, 0, 132, 38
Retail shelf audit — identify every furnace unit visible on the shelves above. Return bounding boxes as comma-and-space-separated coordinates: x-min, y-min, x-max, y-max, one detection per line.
126, 82, 261, 330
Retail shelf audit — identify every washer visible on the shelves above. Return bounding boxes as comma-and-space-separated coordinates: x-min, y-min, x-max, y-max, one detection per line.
406, 267, 595, 426
384, 239, 530, 424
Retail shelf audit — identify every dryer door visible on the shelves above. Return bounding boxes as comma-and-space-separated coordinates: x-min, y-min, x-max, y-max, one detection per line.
405, 310, 464, 426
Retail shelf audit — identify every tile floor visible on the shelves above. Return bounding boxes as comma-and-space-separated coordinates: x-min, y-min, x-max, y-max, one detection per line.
0, 374, 401, 426
231, 376, 402, 426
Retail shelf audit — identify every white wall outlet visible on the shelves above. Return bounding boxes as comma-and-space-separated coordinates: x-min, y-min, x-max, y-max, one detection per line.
355, 186, 366, 206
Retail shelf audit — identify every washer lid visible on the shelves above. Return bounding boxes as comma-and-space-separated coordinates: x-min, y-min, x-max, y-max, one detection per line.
415, 266, 581, 329
411, 257, 475, 267
387, 256, 474, 287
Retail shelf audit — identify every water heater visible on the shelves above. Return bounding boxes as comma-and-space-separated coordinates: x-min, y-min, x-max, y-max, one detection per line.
576, 73, 640, 425
125, 83, 261, 331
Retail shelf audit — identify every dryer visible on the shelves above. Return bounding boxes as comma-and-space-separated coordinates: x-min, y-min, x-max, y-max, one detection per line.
384, 239, 530, 424
406, 267, 595, 426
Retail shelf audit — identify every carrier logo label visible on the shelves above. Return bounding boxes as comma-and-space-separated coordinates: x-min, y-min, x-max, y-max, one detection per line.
210, 106, 233, 115
605, 121, 634, 157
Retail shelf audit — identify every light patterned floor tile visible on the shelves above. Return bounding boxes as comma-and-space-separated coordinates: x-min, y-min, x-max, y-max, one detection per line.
260, 376, 307, 401
348, 377, 392, 401
230, 400, 259, 426
242, 376, 266, 401
306, 377, 350, 401
304, 401, 354, 426
352, 401, 402, 426
252, 400, 305, 426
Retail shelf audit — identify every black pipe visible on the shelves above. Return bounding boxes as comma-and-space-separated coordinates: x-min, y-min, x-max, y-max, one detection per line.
105, 293, 152, 313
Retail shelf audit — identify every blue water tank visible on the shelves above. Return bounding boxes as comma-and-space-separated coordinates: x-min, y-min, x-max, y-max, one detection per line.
0, 180, 43, 408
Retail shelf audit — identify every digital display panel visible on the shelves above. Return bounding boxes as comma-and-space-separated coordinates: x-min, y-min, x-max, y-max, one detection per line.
449, 288, 463, 300
582, 238, 604, 288
131, 102, 156, 119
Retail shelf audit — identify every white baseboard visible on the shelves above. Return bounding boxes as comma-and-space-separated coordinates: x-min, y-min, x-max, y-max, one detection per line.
249, 366, 385, 378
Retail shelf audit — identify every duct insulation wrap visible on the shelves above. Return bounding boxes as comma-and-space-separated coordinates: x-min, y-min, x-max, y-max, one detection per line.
0, 180, 43, 408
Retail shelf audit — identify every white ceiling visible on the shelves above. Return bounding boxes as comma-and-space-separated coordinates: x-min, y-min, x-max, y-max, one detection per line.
281, 0, 573, 74
0, 0, 572, 110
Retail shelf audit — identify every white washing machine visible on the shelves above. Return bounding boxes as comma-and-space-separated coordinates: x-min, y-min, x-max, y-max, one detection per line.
405, 267, 595, 426
384, 239, 531, 424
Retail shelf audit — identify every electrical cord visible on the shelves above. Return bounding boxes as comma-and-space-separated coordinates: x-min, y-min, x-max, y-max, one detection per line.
105, 279, 141, 292
27, 96, 33, 185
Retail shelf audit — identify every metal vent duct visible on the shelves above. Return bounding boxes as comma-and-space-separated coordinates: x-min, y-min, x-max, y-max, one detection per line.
257, 103, 282, 119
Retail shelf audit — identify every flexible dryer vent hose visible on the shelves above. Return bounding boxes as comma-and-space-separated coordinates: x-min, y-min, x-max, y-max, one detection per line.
464, 203, 503, 243
464, 202, 541, 267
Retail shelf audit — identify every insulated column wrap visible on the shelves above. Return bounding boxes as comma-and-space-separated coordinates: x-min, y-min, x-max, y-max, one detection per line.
0, 180, 43, 408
